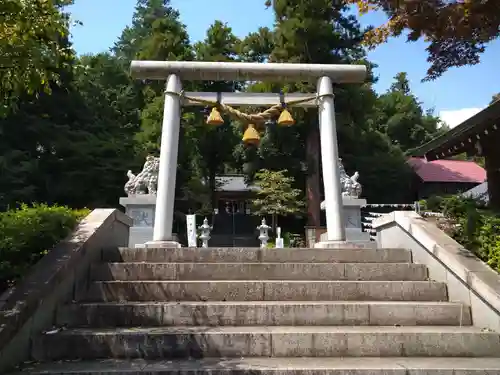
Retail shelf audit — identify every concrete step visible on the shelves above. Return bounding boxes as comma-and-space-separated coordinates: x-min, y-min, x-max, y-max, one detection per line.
103, 247, 411, 264
56, 301, 471, 327
83, 280, 448, 302
13, 357, 500, 375
90, 262, 428, 281
31, 326, 500, 360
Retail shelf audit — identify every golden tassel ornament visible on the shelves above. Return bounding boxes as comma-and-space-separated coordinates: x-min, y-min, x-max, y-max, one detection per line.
277, 108, 295, 126
242, 124, 260, 146
206, 107, 224, 126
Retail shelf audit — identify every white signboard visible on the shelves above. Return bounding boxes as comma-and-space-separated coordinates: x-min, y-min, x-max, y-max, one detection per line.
186, 214, 197, 247
275, 227, 284, 248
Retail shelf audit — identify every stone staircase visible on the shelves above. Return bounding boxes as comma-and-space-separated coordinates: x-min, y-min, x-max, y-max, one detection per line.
15, 247, 500, 374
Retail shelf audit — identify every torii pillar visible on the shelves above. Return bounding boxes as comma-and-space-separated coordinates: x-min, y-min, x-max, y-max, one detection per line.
130, 60, 367, 248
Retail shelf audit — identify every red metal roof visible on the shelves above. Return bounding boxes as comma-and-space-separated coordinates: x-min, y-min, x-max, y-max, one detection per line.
408, 157, 487, 183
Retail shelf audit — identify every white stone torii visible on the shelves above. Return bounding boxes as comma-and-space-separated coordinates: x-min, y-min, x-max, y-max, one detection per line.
130, 60, 367, 248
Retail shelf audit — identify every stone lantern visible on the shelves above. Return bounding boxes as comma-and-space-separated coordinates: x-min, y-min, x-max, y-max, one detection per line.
257, 218, 270, 248
198, 217, 212, 248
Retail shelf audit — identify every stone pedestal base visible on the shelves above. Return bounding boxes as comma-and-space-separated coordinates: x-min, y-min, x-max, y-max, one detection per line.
319, 196, 374, 248
144, 240, 182, 249
120, 195, 156, 247
314, 240, 376, 249
342, 197, 366, 231
129, 227, 155, 248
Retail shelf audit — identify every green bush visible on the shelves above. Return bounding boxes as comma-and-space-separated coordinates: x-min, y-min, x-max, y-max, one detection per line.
0, 204, 89, 292
476, 216, 500, 272
440, 195, 479, 219
424, 196, 444, 212
422, 195, 500, 273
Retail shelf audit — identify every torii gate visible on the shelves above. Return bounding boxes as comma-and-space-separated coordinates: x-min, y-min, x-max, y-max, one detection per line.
130, 60, 367, 248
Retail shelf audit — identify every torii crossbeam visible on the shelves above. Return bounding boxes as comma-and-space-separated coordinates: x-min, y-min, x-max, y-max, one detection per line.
130, 60, 367, 248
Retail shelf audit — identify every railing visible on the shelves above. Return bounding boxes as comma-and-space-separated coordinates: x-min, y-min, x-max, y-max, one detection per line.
361, 202, 445, 240
361, 203, 416, 241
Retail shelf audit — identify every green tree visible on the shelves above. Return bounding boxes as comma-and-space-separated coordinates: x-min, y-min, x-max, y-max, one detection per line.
390, 72, 411, 95
372, 72, 442, 151
64, 53, 144, 206
113, 0, 191, 62
0, 9, 78, 209
187, 21, 243, 209
113, 0, 193, 98
251, 169, 305, 230
0, 46, 145, 209
0, 0, 74, 116
265, 0, 379, 224
238, 27, 275, 62
122, 0, 198, 204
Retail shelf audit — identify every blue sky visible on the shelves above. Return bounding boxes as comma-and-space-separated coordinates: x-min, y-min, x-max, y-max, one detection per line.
68, 0, 500, 128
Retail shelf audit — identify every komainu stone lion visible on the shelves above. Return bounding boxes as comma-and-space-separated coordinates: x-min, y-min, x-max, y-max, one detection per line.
124, 155, 159, 196
339, 159, 362, 198
343, 171, 362, 198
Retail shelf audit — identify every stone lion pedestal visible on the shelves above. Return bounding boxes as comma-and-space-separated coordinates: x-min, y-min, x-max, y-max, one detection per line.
318, 196, 373, 248
120, 156, 161, 247
119, 195, 156, 248
316, 159, 374, 249
121, 156, 183, 248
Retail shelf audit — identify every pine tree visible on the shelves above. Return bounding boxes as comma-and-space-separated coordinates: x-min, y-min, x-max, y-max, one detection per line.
192, 21, 242, 209
374, 72, 441, 151
120, 0, 196, 203
266, 0, 369, 225
112, 0, 191, 63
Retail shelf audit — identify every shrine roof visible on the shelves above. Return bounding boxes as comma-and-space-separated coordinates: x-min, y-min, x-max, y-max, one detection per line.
215, 175, 259, 192
408, 157, 486, 183
411, 100, 500, 161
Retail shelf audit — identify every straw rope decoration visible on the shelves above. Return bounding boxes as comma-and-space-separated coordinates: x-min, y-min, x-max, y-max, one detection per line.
165, 90, 330, 146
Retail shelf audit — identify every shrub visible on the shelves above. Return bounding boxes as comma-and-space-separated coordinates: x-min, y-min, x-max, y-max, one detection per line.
424, 196, 444, 212
440, 195, 479, 219
0, 204, 89, 292
422, 195, 500, 273
476, 216, 500, 272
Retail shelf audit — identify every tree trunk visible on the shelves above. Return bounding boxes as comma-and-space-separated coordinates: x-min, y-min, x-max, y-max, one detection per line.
306, 123, 321, 227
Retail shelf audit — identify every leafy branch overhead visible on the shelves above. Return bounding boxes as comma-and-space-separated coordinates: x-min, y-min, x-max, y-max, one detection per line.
0, 0, 75, 114
347, 0, 500, 80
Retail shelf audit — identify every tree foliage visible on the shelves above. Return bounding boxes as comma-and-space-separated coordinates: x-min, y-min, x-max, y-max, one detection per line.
251, 169, 305, 229
192, 21, 242, 208
348, 0, 500, 80
261, 0, 373, 226
0, 0, 74, 116
0, 0, 447, 220
372, 72, 442, 151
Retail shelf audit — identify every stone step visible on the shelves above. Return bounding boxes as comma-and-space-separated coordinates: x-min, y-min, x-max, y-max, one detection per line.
103, 247, 411, 264
13, 357, 500, 375
56, 301, 471, 327
31, 326, 500, 361
84, 280, 448, 302
90, 262, 428, 281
